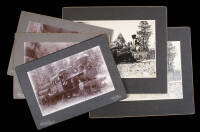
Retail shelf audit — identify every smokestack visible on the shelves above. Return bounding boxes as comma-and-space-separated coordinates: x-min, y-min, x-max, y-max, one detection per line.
131, 35, 136, 49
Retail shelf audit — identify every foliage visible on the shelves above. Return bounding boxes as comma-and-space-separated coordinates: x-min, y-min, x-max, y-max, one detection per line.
167, 42, 176, 71
137, 21, 152, 51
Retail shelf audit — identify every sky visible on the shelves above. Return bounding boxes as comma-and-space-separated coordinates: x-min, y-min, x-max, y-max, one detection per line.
76, 20, 156, 49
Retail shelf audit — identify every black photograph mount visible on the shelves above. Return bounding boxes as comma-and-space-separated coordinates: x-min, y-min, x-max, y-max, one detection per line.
62, 6, 168, 93
89, 27, 195, 118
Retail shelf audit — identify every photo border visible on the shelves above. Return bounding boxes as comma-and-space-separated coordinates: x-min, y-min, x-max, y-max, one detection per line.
62, 6, 167, 93
89, 27, 195, 118
15, 34, 127, 129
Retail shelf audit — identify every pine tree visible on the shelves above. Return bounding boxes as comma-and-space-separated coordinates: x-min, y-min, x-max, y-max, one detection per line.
167, 42, 176, 72
137, 21, 152, 51
117, 33, 126, 44
113, 33, 126, 48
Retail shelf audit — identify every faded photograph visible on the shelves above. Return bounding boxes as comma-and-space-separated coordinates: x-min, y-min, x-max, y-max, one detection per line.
76, 20, 156, 78
24, 21, 81, 63
167, 41, 183, 98
122, 41, 183, 101
27, 46, 115, 116
26, 21, 79, 33
24, 42, 78, 63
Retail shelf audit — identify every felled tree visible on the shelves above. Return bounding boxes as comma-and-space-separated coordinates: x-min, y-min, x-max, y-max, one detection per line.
167, 42, 176, 72
137, 21, 152, 51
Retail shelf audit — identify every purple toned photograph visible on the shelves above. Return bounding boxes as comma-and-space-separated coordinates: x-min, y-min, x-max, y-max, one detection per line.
24, 42, 78, 63
26, 21, 79, 33
24, 21, 81, 62
27, 46, 115, 116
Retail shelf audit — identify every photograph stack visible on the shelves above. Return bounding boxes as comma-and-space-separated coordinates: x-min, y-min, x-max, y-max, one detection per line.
7, 6, 195, 130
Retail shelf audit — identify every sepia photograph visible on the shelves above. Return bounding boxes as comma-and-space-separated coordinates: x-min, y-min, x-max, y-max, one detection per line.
77, 20, 156, 78
24, 42, 78, 63
122, 41, 183, 101
26, 21, 79, 33
27, 46, 115, 116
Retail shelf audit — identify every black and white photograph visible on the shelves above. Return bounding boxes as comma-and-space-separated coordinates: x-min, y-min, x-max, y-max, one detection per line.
89, 27, 194, 118
122, 41, 183, 101
24, 42, 78, 63
27, 46, 115, 116
77, 20, 156, 78
63, 6, 167, 93
167, 41, 183, 98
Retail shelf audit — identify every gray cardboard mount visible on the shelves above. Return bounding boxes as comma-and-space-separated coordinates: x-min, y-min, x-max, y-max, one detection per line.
89, 27, 195, 118
13, 33, 107, 99
15, 34, 127, 129
62, 6, 168, 93
7, 11, 113, 76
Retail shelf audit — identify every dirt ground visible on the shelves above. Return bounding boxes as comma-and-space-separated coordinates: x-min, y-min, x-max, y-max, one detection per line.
117, 59, 156, 78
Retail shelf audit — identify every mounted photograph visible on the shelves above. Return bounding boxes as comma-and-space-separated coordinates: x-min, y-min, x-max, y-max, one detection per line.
7, 11, 113, 77
89, 27, 194, 118
15, 34, 126, 129
122, 41, 183, 101
13, 33, 110, 99
78, 20, 156, 78
27, 46, 115, 116
63, 6, 167, 93
8, 11, 113, 99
